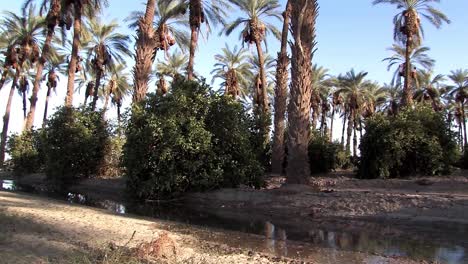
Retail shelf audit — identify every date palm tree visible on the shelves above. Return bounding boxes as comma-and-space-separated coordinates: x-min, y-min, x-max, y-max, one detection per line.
42, 53, 67, 125
61, 0, 108, 107
164, 0, 230, 80
383, 44, 434, 87
373, 0, 450, 107
287, 0, 319, 183
271, 0, 290, 174
413, 69, 445, 111
156, 50, 189, 95
22, 0, 61, 130
0, 67, 18, 165
311, 64, 331, 129
108, 65, 131, 132
336, 70, 372, 156
83, 18, 131, 111
447, 69, 468, 146
211, 44, 252, 99
131, 0, 189, 102
223, 0, 281, 114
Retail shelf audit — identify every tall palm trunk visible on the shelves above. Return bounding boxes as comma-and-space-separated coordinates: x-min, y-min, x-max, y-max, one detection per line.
271, 1, 291, 175
329, 105, 335, 142
341, 110, 347, 146
353, 116, 358, 157
117, 102, 122, 136
346, 110, 354, 154
255, 39, 269, 113
187, 0, 202, 80
462, 102, 467, 147
320, 106, 327, 136
0, 72, 19, 165
0, 69, 10, 92
287, 0, 318, 184
42, 86, 52, 128
103, 81, 113, 113
66, 5, 83, 107
91, 69, 103, 110
133, 0, 157, 103
25, 20, 56, 130
22, 91, 27, 119
187, 27, 198, 80
402, 16, 414, 107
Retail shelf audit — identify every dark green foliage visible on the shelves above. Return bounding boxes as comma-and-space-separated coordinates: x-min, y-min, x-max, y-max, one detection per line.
123, 80, 264, 200
308, 132, 347, 174
43, 107, 110, 187
98, 136, 125, 178
458, 146, 468, 169
359, 106, 460, 179
7, 129, 45, 175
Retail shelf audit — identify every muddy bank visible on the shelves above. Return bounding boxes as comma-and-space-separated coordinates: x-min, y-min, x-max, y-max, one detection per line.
0, 191, 429, 264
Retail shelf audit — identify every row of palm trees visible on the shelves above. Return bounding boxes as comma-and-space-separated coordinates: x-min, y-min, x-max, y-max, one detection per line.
0, 0, 463, 184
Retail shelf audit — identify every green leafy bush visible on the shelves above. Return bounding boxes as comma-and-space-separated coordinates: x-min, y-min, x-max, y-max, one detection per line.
358, 106, 459, 179
7, 129, 45, 175
123, 80, 264, 200
43, 107, 110, 187
308, 132, 347, 174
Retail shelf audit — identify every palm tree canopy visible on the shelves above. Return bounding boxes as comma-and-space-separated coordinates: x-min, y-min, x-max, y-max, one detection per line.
156, 50, 189, 79
126, 1, 190, 52
372, 0, 450, 46
222, 0, 281, 48
383, 44, 434, 86
83, 18, 132, 71
211, 44, 252, 96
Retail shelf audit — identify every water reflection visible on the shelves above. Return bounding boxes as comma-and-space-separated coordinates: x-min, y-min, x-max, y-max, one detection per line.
1, 179, 467, 263
1, 180, 15, 190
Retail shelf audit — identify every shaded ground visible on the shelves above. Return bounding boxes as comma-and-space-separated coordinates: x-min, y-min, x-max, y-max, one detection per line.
1, 170, 467, 263
0, 191, 428, 264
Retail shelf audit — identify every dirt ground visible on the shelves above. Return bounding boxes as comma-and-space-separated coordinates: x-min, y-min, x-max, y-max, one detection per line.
0, 191, 429, 264
0, 170, 467, 263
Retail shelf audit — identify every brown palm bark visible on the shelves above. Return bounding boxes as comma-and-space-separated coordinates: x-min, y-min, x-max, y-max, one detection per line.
287, 0, 318, 184
329, 105, 335, 142
187, 0, 202, 80
0, 72, 19, 165
254, 39, 269, 114
91, 68, 103, 110
42, 86, 52, 128
0, 70, 10, 92
133, 0, 157, 103
402, 36, 413, 107
353, 116, 358, 157
462, 101, 467, 147
341, 109, 347, 146
346, 110, 354, 154
24, 0, 59, 130
65, 5, 83, 107
271, 1, 291, 175
188, 27, 198, 80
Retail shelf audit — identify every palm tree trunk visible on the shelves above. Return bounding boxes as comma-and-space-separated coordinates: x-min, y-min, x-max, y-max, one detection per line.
254, 39, 269, 114
353, 116, 358, 157
0, 73, 18, 165
25, 26, 55, 130
132, 0, 157, 103
346, 110, 354, 154
187, 26, 198, 80
42, 86, 52, 128
462, 102, 467, 147
287, 0, 318, 184
22, 91, 27, 119
402, 28, 413, 107
271, 1, 291, 175
117, 103, 122, 136
329, 105, 335, 142
341, 110, 347, 146
0, 68, 10, 92
65, 6, 83, 108
359, 118, 363, 138
103, 85, 111, 113
320, 107, 326, 136
91, 69, 103, 111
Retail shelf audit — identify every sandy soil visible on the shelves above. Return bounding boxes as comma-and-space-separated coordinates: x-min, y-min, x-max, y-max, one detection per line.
0, 191, 429, 264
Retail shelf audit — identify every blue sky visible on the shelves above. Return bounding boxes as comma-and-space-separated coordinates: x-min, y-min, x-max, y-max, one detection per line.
1, 0, 467, 140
